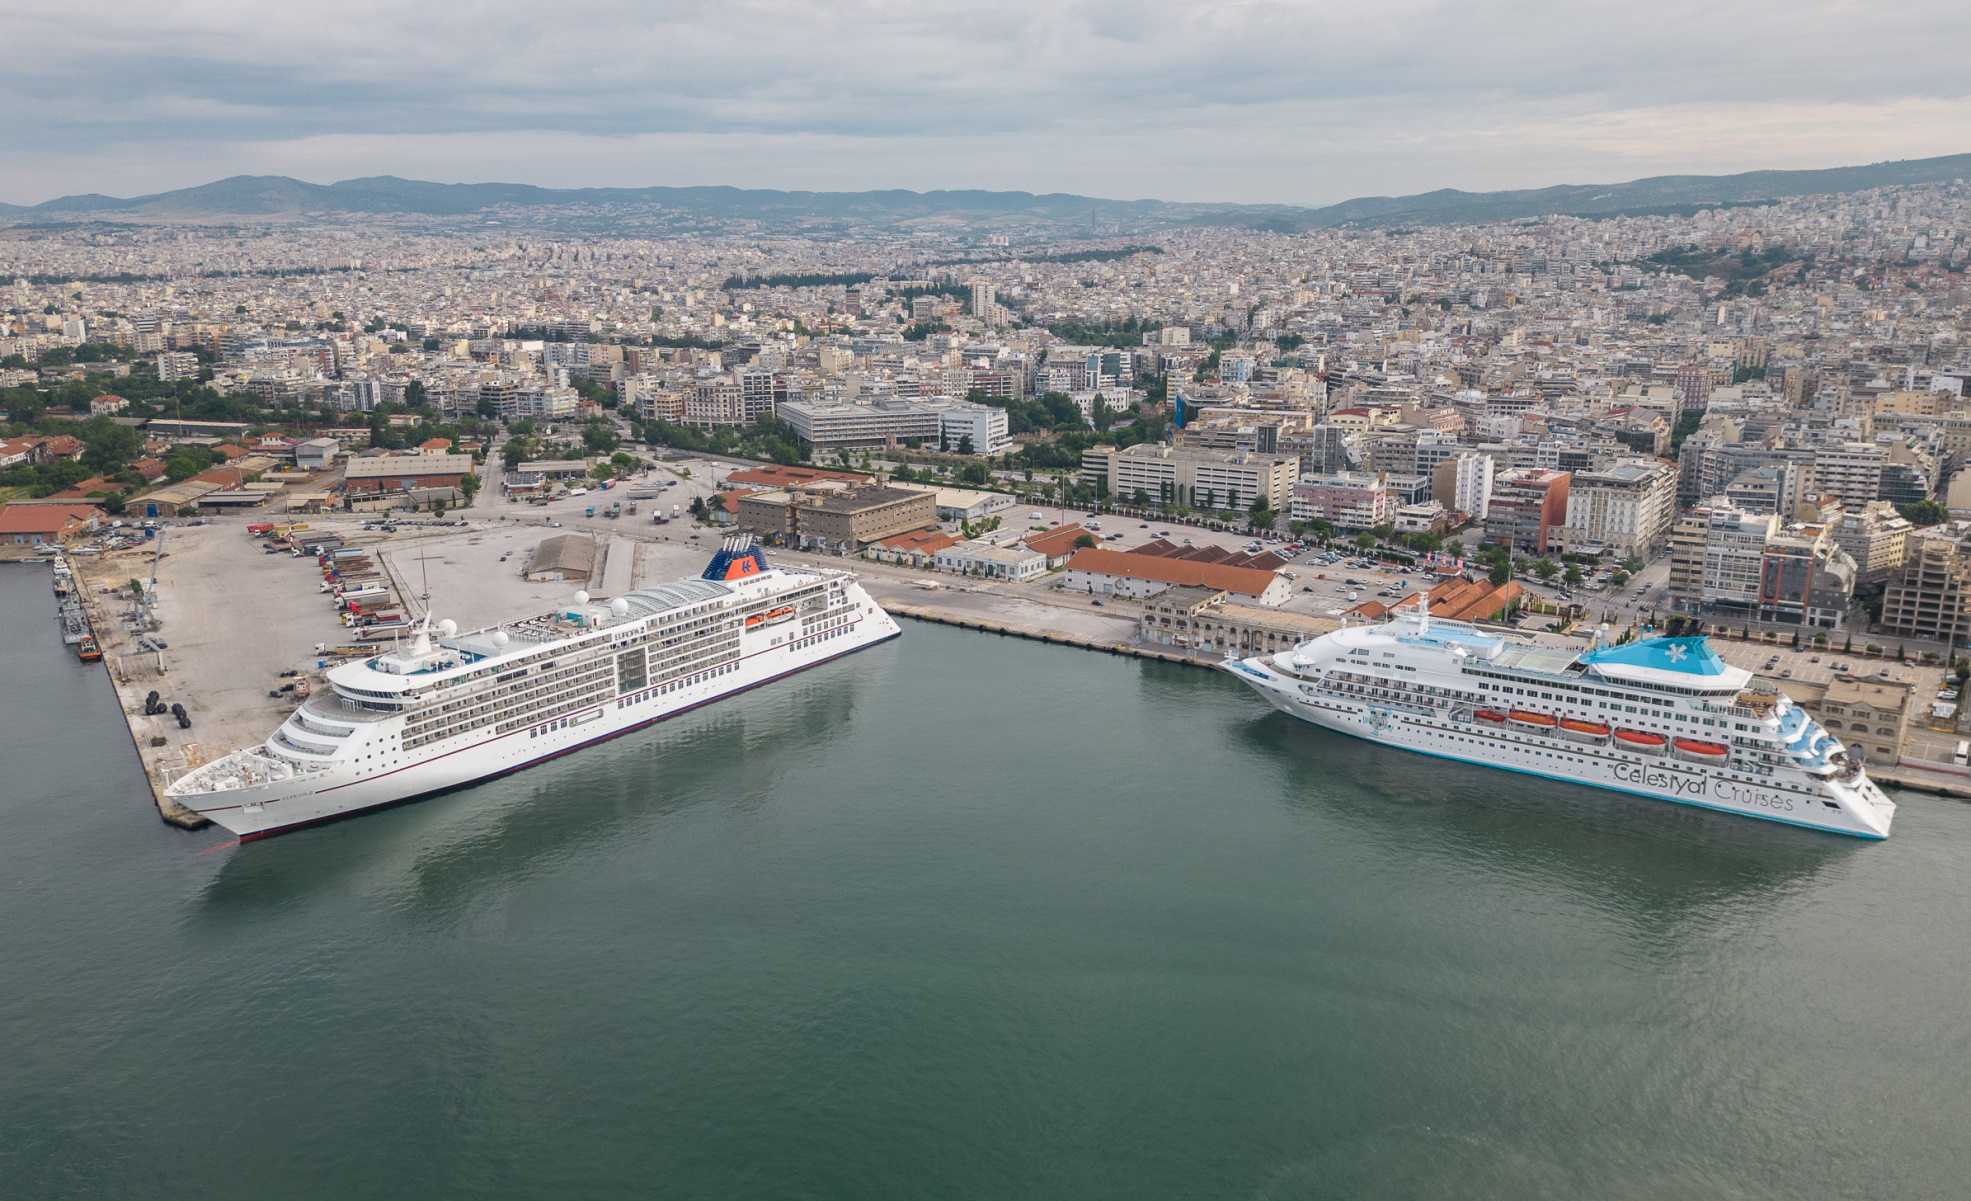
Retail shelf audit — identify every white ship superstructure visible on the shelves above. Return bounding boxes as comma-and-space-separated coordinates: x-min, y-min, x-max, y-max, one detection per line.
169, 537, 902, 838
1226, 602, 1896, 839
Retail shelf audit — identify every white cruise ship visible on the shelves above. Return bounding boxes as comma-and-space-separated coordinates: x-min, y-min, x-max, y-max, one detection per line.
1225, 601, 1896, 839
168, 537, 902, 839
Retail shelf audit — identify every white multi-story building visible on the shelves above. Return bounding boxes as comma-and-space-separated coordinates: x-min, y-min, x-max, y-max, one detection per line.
1828, 500, 1915, 585
507, 388, 579, 420
778, 398, 941, 447
156, 350, 201, 382
1558, 459, 1678, 558
1453, 452, 1496, 520
1082, 443, 1298, 511
1700, 505, 1777, 610
936, 402, 1012, 454
1812, 442, 1886, 508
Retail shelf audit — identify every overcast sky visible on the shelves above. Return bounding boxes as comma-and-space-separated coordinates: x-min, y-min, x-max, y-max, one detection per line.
4, 0, 1969, 207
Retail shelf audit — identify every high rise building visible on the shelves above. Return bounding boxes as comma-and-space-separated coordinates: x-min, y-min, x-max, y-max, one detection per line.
1812, 442, 1886, 508
1675, 363, 1712, 414
1451, 452, 1495, 520
1879, 534, 1971, 643
1828, 501, 1915, 586
1483, 468, 1570, 553
1557, 459, 1678, 558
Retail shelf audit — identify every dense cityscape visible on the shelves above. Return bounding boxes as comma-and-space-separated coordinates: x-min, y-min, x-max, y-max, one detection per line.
8, 177, 1971, 653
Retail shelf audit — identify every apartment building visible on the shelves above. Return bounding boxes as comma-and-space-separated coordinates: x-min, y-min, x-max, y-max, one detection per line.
1675, 504, 1775, 615
1290, 471, 1393, 530
687, 377, 746, 427
1812, 442, 1885, 508
1722, 464, 1797, 516
1669, 503, 1854, 627
1432, 451, 1494, 520
1879, 534, 1971, 643
1827, 501, 1914, 586
1483, 468, 1571, 553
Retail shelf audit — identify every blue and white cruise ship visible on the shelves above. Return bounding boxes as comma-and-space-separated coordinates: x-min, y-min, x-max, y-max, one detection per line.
1226, 602, 1896, 838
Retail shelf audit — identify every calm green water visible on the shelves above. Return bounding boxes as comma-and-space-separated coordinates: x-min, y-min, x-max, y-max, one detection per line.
3, 567, 1969, 1200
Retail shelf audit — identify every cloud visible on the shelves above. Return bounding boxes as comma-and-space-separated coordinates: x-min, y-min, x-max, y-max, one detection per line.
2, 0, 1968, 203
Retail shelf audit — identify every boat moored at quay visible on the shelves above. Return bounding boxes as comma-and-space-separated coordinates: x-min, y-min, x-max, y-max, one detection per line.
1225, 601, 1896, 839
167, 537, 902, 838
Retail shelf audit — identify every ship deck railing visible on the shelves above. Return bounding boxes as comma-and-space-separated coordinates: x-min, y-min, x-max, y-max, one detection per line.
303, 695, 397, 724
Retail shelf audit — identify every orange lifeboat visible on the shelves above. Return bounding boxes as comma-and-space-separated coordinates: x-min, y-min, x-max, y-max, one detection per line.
1614, 728, 1667, 754
1474, 709, 1510, 725
1509, 709, 1557, 728
1673, 738, 1730, 763
1558, 717, 1611, 743
744, 606, 795, 628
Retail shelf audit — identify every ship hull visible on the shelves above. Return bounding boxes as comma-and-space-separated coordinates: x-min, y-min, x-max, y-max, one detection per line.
1228, 657, 1893, 839
183, 609, 901, 840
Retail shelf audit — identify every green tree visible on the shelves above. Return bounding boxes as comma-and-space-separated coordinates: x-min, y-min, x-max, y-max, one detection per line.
500, 438, 529, 469
459, 473, 480, 502
582, 420, 621, 455
368, 408, 401, 450
1621, 554, 1645, 574
1898, 499, 1949, 527
79, 416, 142, 475
1533, 557, 1559, 581
1355, 531, 1377, 550
1563, 564, 1584, 588
1073, 533, 1097, 549
163, 453, 205, 482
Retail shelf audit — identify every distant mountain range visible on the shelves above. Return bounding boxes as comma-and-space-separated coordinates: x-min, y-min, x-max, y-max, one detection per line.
5, 153, 1969, 231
